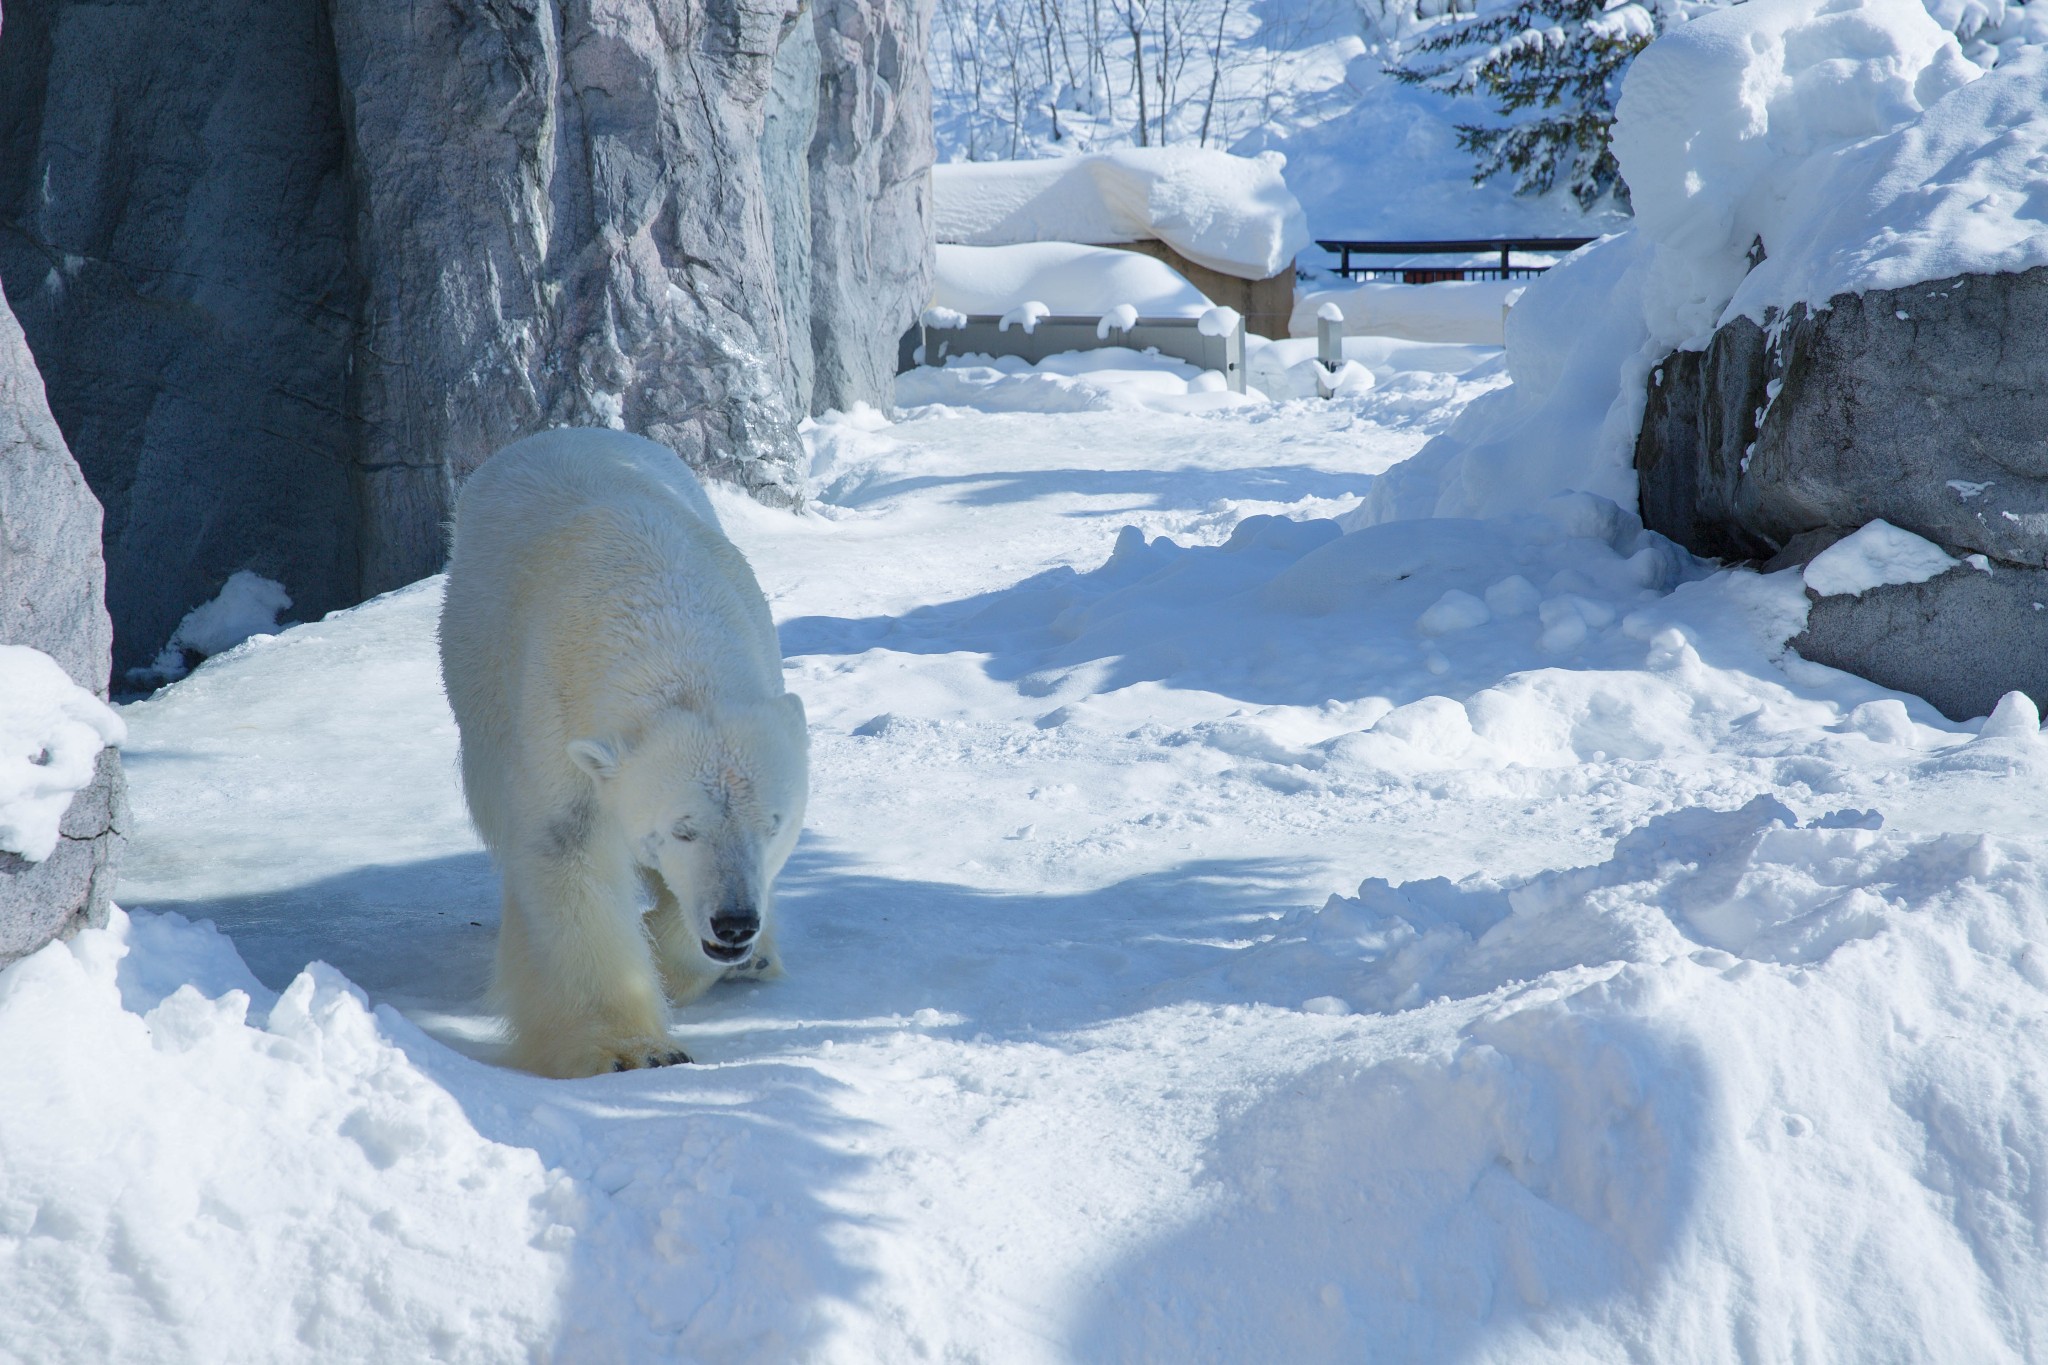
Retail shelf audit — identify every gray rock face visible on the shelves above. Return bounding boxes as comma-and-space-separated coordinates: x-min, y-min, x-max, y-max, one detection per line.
808, 0, 935, 415
0, 0, 934, 670
0, 0, 359, 679
764, 6, 822, 418
0, 749, 125, 964
0, 268, 124, 964
1636, 267, 2048, 719
0, 275, 107, 691
331, 0, 811, 596
1792, 562, 2048, 724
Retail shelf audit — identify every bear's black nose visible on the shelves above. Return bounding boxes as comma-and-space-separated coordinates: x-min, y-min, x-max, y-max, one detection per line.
710, 910, 759, 946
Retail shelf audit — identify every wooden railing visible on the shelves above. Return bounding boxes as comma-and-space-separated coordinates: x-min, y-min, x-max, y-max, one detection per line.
1315, 237, 1599, 283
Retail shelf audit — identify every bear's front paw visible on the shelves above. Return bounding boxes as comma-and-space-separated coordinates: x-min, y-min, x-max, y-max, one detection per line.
603, 1039, 694, 1072
722, 951, 781, 981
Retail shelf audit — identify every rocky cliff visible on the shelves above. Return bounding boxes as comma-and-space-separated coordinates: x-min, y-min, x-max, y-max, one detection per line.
0, 0, 934, 674
1636, 267, 2048, 721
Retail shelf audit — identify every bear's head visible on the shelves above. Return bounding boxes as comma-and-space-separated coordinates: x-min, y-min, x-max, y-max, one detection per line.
567, 693, 808, 970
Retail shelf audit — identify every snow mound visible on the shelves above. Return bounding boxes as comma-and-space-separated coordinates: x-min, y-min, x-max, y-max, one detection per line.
0, 911, 566, 1361
1112, 793, 2048, 1360
932, 148, 1310, 280
1803, 519, 1964, 596
0, 646, 123, 862
136, 570, 293, 686
933, 243, 1212, 319
1351, 232, 1647, 524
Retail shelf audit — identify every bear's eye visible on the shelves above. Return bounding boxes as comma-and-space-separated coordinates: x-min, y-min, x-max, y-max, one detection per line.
671, 822, 697, 842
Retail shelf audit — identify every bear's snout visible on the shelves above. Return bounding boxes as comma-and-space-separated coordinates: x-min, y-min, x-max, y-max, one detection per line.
708, 907, 761, 956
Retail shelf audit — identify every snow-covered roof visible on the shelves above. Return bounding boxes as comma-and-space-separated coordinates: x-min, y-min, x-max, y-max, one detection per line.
932, 148, 1311, 282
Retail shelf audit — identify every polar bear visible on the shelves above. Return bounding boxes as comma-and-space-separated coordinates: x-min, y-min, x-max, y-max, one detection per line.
439, 429, 808, 1078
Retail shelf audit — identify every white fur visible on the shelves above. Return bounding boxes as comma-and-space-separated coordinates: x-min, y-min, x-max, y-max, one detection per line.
439, 429, 808, 1078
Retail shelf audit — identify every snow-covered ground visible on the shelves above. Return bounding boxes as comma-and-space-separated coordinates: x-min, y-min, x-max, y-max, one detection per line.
6, 332, 2048, 1359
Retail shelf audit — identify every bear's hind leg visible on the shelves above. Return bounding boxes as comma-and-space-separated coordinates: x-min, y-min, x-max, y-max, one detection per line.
496, 862, 689, 1078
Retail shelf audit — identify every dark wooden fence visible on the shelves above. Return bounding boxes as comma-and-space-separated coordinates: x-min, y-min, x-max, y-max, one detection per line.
1316, 237, 1598, 284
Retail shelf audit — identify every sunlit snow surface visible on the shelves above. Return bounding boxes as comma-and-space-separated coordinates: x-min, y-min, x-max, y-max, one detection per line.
7, 368, 2048, 1361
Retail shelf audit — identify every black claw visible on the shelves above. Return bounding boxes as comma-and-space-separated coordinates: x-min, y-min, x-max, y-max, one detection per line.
612, 1058, 630, 1072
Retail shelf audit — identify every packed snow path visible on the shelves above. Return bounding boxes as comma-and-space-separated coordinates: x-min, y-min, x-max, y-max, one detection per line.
7, 356, 2048, 1362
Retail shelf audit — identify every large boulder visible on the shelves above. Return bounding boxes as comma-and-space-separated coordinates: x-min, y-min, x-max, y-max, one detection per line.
0, 0, 934, 674
1636, 266, 2048, 719
0, 269, 124, 963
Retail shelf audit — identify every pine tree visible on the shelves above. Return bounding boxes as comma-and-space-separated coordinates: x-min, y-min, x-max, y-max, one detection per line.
1389, 0, 1665, 211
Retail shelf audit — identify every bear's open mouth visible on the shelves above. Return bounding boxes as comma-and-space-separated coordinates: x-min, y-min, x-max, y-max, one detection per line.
702, 939, 752, 965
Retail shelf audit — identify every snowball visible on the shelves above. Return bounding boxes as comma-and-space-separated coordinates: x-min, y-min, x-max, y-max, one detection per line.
1097, 304, 1140, 339
936, 243, 1211, 320
1417, 589, 1492, 635
1198, 306, 1243, 338
932, 147, 1310, 280
1802, 520, 1961, 597
922, 306, 969, 330
0, 646, 124, 862
999, 301, 1053, 334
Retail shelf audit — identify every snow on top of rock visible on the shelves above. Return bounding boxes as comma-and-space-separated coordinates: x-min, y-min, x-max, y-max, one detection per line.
932, 148, 1310, 280
1359, 0, 2048, 528
1614, 0, 2048, 337
1803, 519, 1964, 596
0, 645, 124, 862
933, 242, 1212, 319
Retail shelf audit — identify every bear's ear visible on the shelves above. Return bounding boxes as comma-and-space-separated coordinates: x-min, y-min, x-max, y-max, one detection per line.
773, 691, 807, 736
566, 737, 621, 782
